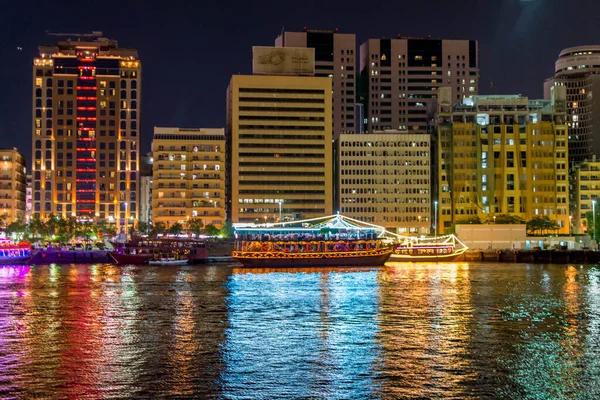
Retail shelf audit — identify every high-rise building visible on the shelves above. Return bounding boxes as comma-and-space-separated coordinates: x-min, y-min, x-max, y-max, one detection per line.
0, 148, 27, 223
226, 74, 333, 223
25, 174, 32, 220
152, 127, 226, 228
32, 32, 140, 231
435, 87, 569, 234
140, 154, 153, 226
337, 132, 431, 233
276, 28, 356, 139
359, 37, 478, 134
570, 157, 600, 235
544, 45, 600, 167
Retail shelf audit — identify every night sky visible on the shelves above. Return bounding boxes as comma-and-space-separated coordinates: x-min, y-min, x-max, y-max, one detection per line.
1, 0, 599, 165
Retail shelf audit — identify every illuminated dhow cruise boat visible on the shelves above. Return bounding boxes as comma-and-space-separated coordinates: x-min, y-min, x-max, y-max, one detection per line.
0, 238, 32, 264
389, 234, 468, 262
232, 214, 393, 267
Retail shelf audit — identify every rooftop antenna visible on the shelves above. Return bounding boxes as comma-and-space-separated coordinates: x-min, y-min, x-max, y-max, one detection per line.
46, 31, 104, 41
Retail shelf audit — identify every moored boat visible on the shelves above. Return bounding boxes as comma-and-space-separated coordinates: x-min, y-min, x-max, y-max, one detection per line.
0, 239, 32, 264
389, 234, 468, 262
232, 214, 393, 268
109, 238, 207, 265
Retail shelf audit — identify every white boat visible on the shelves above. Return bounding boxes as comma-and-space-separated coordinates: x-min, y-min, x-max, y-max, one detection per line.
148, 257, 189, 266
389, 234, 468, 262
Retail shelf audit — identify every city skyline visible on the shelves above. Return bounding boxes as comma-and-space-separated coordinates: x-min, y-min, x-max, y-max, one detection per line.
2, 0, 600, 163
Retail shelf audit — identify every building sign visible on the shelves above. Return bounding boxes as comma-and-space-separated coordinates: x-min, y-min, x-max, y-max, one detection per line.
252, 47, 315, 75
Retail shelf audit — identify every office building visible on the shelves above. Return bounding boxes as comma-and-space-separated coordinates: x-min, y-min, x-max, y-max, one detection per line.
571, 157, 600, 235
359, 36, 478, 134
544, 45, 600, 167
435, 87, 569, 235
337, 132, 431, 233
226, 73, 333, 223
32, 32, 140, 232
152, 127, 226, 228
139, 154, 153, 225
0, 148, 27, 223
276, 28, 356, 138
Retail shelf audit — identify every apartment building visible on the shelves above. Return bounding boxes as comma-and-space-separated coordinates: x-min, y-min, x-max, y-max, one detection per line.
151, 127, 225, 228
571, 158, 600, 235
0, 149, 27, 223
435, 86, 569, 234
360, 37, 478, 134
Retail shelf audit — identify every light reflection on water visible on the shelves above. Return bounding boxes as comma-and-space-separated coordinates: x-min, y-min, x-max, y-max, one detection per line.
0, 263, 599, 399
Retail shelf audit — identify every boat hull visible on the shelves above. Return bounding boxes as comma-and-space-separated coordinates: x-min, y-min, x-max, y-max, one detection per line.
233, 249, 392, 268
0, 256, 32, 265
148, 260, 189, 266
389, 252, 463, 263
108, 253, 150, 264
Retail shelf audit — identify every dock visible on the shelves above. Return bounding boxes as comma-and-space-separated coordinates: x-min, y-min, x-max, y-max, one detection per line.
458, 249, 600, 264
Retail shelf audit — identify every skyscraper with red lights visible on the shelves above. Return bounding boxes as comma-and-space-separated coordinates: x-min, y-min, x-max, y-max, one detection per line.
32, 32, 140, 231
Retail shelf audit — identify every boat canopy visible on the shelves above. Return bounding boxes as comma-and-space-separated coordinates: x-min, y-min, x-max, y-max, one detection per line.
234, 214, 387, 237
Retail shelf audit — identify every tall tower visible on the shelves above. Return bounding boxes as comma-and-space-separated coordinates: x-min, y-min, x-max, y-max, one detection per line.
276, 29, 356, 139
544, 45, 600, 168
32, 32, 140, 231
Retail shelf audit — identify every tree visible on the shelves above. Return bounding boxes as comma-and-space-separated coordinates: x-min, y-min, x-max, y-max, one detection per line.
137, 221, 149, 235
585, 211, 599, 240
455, 215, 482, 225
5, 220, 27, 239
28, 216, 47, 238
187, 217, 204, 235
149, 221, 167, 237
526, 216, 560, 235
487, 214, 526, 224
167, 222, 183, 235
220, 220, 234, 238
204, 224, 220, 236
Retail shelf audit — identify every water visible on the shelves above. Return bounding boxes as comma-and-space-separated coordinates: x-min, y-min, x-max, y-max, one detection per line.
1, 262, 599, 399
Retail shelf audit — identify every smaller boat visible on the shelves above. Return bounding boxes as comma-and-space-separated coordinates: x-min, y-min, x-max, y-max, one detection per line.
148, 256, 189, 266
109, 238, 207, 264
0, 239, 32, 264
389, 234, 468, 262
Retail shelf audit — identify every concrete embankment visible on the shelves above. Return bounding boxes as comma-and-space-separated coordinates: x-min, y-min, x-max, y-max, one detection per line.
458, 249, 600, 264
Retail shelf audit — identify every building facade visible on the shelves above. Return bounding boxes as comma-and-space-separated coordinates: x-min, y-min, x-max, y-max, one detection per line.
0, 149, 27, 224
571, 158, 600, 235
32, 32, 140, 231
436, 87, 569, 234
139, 154, 153, 226
359, 37, 478, 134
275, 28, 356, 138
226, 74, 333, 223
152, 127, 226, 228
337, 132, 431, 234
544, 45, 600, 167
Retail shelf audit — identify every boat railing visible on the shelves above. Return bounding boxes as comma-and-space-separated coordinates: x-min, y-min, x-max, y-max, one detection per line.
236, 240, 385, 253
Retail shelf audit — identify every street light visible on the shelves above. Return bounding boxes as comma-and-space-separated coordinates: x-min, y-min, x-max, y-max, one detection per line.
278, 201, 282, 222
569, 215, 573, 235
493, 215, 496, 224
593, 200, 596, 241
433, 200, 438, 236
124, 202, 128, 237
418, 215, 421, 234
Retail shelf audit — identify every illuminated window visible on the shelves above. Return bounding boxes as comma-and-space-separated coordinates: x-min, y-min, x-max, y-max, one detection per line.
414, 55, 422, 61
35, 78, 42, 87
